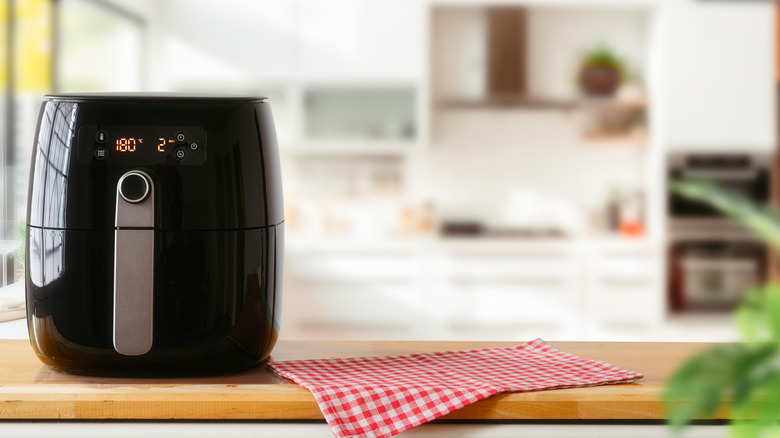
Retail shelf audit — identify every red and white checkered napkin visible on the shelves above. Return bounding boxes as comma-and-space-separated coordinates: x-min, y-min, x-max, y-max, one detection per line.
268, 339, 643, 438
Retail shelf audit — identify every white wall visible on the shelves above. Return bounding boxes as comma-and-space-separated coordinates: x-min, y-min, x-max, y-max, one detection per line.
663, 0, 775, 151
430, 7, 487, 101
527, 7, 650, 100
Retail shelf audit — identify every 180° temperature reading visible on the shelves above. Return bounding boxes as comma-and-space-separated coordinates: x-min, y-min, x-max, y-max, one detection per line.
115, 137, 178, 153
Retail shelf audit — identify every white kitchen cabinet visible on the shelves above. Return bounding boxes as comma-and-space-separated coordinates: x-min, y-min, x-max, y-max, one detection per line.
581, 245, 662, 340
283, 248, 425, 339
160, 0, 424, 86
445, 280, 580, 341
439, 248, 581, 341
290, 283, 419, 339
663, 0, 775, 151
295, 0, 425, 82
281, 239, 663, 342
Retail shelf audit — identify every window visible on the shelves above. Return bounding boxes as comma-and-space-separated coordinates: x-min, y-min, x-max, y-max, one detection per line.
0, 0, 144, 286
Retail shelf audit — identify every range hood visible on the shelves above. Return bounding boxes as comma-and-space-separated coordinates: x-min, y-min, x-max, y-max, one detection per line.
486, 8, 528, 101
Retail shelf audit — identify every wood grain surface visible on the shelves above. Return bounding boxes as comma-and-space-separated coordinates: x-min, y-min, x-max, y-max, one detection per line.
0, 339, 714, 421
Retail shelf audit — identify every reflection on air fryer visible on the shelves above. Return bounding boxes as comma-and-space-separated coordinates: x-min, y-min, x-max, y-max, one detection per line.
27, 101, 76, 289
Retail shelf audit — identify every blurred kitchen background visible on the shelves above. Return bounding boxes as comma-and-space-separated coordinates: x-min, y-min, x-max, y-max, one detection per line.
0, 0, 776, 342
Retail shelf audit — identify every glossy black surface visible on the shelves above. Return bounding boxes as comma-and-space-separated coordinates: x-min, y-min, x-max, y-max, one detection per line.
26, 94, 284, 375
28, 95, 284, 230
26, 225, 284, 375
44, 93, 267, 102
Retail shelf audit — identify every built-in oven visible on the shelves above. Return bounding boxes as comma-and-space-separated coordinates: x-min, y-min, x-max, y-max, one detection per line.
667, 152, 770, 312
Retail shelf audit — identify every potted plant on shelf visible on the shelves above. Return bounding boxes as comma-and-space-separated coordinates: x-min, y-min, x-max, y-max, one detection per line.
665, 179, 780, 437
578, 43, 624, 98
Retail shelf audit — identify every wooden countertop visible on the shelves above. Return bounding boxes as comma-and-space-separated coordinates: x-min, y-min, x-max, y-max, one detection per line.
0, 339, 712, 421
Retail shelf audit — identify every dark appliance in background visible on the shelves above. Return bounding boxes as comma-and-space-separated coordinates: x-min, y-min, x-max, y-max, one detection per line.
26, 94, 284, 375
667, 152, 769, 312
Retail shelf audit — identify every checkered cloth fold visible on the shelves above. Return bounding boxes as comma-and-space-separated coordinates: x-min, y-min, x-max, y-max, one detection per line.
268, 339, 642, 438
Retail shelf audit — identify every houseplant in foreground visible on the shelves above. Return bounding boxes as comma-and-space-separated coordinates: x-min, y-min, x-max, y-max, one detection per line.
665, 179, 780, 437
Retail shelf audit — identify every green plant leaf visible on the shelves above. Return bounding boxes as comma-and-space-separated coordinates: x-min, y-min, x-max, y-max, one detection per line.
670, 179, 780, 252
10, 222, 25, 262
730, 422, 764, 438
732, 369, 780, 438
735, 285, 780, 344
580, 43, 625, 72
766, 285, 780, 343
663, 343, 778, 430
666, 179, 780, 437
736, 288, 774, 343
731, 345, 778, 408
664, 344, 741, 429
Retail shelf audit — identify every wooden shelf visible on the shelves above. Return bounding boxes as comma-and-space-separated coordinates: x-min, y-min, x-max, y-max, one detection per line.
583, 132, 649, 145
436, 95, 648, 111
436, 96, 575, 110
579, 97, 648, 110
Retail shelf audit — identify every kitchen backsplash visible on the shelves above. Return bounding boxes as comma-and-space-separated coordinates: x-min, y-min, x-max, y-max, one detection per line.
283, 109, 646, 240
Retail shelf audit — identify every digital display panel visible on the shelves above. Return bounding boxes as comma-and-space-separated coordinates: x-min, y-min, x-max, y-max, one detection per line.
79, 125, 207, 165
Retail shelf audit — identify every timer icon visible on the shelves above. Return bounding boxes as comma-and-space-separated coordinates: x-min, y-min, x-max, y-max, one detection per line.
175, 148, 186, 160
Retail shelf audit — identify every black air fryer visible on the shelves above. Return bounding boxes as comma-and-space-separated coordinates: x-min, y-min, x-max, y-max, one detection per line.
25, 94, 284, 375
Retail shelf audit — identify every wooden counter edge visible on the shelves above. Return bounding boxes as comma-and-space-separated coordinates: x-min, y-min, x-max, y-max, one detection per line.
0, 385, 674, 421
0, 339, 716, 421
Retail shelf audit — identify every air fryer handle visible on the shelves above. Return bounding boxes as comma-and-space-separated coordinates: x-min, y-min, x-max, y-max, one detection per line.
113, 170, 154, 356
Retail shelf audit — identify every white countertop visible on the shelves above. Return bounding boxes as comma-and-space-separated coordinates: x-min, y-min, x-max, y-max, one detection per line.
286, 234, 658, 253
0, 282, 27, 339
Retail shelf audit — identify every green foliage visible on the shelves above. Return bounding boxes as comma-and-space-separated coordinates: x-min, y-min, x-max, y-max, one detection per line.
580, 43, 625, 72
663, 341, 777, 428
736, 287, 780, 343
10, 222, 25, 262
670, 179, 780, 251
665, 179, 780, 437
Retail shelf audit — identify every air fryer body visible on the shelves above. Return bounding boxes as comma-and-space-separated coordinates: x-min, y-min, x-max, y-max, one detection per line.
25, 94, 284, 375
